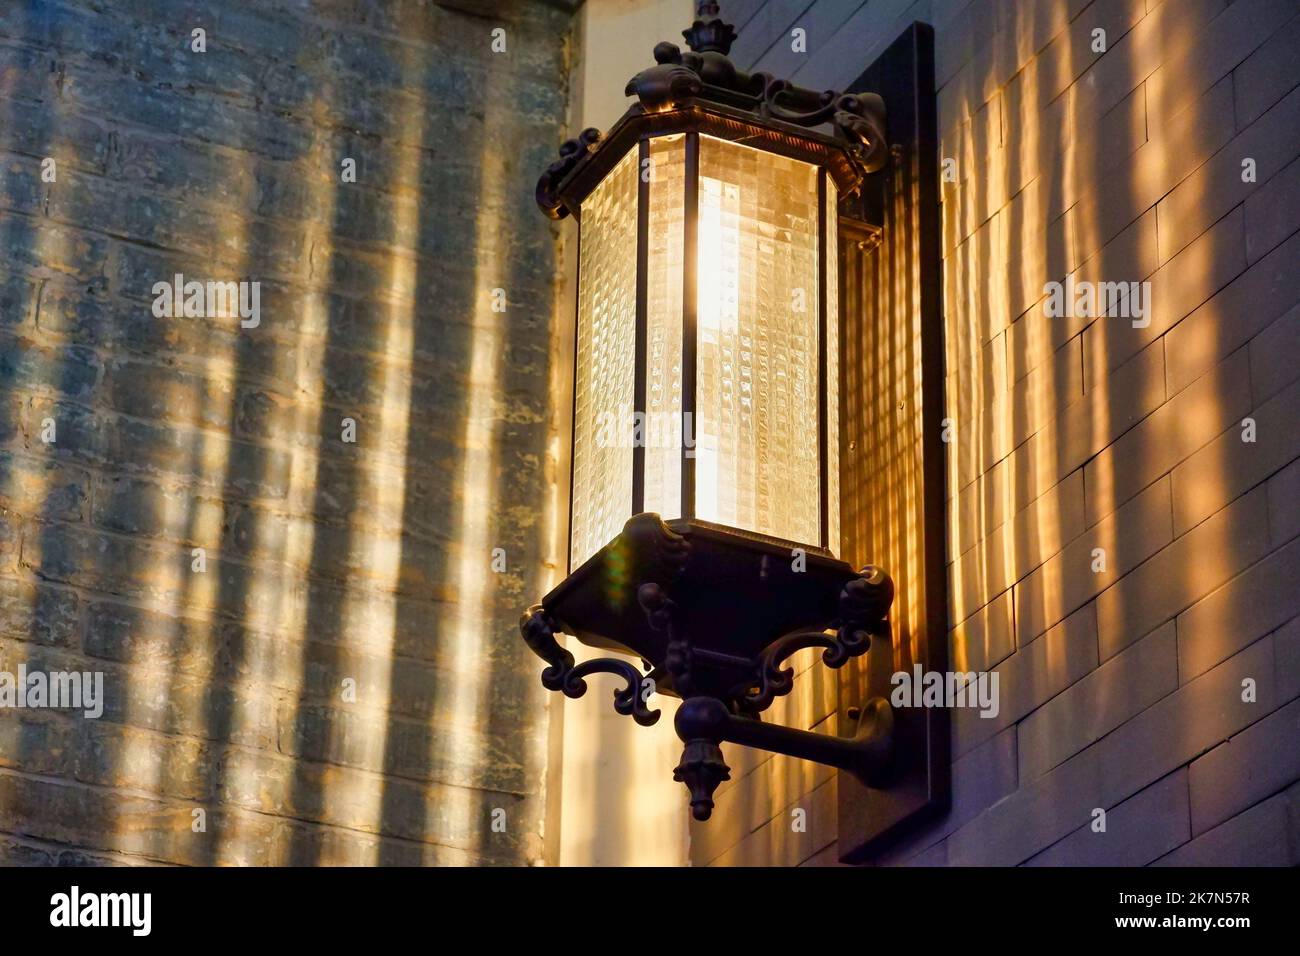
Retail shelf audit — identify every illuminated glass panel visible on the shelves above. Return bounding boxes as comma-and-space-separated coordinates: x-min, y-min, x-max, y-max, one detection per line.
571, 149, 639, 568
643, 135, 685, 520
695, 135, 821, 546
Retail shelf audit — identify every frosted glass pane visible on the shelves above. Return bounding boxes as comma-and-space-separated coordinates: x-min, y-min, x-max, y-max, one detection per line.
643, 135, 684, 520
696, 135, 821, 546
825, 177, 840, 556
571, 149, 638, 568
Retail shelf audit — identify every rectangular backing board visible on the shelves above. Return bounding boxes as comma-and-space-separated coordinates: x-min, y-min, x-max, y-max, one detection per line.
836, 22, 950, 864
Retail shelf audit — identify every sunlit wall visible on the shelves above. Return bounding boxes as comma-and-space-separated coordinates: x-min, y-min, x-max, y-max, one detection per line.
689, 0, 1300, 867
0, 0, 574, 865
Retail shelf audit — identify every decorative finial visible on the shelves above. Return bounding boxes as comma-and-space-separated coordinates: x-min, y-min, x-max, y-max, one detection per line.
684, 0, 737, 55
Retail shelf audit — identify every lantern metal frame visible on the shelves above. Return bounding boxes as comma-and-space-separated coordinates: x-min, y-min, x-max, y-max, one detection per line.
536, 27, 889, 564
556, 122, 844, 561
520, 4, 948, 844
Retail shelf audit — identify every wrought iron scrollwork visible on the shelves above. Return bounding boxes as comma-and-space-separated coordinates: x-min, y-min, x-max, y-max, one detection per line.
536, 2, 889, 221
626, 513, 696, 695
744, 627, 864, 712
521, 555, 897, 821
623, 512, 690, 580
623, 24, 889, 173
563, 658, 660, 727
743, 565, 894, 712
519, 604, 574, 689
639, 580, 696, 698
536, 127, 601, 221
838, 565, 894, 636
519, 605, 660, 726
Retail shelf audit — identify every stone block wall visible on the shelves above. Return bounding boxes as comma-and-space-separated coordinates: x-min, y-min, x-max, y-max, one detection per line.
0, 0, 575, 865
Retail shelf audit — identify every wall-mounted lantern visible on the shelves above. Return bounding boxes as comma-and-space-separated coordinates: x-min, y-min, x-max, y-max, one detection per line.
522, 2, 916, 827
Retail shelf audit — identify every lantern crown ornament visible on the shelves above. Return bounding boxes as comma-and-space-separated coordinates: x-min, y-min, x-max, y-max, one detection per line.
522, 1, 900, 824
681, 0, 736, 55
536, 3, 888, 223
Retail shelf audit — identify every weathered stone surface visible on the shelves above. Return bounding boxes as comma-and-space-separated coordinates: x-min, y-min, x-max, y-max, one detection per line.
0, 0, 572, 867
0, 574, 80, 646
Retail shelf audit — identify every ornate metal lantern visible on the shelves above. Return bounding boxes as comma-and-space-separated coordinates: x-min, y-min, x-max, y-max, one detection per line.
522, 1, 900, 822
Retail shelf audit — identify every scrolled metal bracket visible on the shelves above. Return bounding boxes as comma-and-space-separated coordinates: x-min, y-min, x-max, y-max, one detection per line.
519, 557, 898, 822
666, 564, 897, 819
519, 605, 660, 726
744, 565, 894, 712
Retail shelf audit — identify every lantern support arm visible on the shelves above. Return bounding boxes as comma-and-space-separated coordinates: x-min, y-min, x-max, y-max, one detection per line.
713, 700, 893, 778
672, 695, 894, 819
663, 564, 895, 821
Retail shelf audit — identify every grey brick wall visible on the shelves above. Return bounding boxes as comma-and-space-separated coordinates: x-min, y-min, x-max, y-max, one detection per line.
693, 0, 1300, 866
0, 0, 574, 865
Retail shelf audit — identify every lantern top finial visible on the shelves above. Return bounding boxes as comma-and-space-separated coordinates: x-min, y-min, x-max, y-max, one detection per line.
684, 1, 737, 55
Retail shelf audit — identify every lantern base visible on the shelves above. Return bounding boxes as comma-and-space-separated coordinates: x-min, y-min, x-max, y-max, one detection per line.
519, 513, 897, 821
544, 514, 891, 706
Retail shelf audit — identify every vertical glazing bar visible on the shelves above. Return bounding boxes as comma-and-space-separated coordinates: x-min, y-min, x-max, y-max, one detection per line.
632, 138, 650, 514
816, 169, 829, 549
681, 132, 699, 519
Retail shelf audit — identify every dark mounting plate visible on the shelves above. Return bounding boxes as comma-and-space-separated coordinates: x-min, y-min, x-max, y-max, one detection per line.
835, 22, 950, 863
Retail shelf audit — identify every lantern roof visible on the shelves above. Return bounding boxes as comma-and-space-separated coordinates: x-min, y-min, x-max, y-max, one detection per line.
536, 2, 888, 221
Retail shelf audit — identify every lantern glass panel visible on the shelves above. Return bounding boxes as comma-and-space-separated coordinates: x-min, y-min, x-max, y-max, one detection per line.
571, 148, 639, 569
695, 135, 821, 547
644, 134, 686, 521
